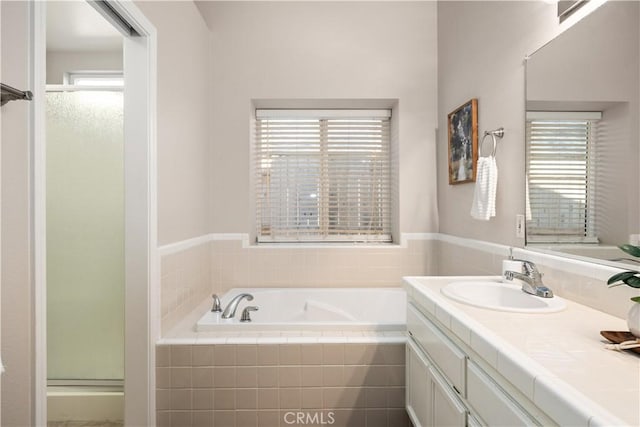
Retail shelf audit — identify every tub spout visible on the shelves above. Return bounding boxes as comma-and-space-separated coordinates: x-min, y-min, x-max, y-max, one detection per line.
221, 293, 254, 319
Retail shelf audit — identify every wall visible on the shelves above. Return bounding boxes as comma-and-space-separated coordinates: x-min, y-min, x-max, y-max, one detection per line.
1, 1, 34, 425
154, 1, 440, 335
46, 51, 123, 84
135, 0, 211, 246
196, 1, 438, 237
437, 1, 565, 247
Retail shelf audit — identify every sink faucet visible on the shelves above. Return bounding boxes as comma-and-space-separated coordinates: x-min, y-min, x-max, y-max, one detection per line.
504, 260, 554, 298
221, 293, 254, 319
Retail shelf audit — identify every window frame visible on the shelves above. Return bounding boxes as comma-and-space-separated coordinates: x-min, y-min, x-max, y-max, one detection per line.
525, 111, 602, 244
254, 108, 393, 244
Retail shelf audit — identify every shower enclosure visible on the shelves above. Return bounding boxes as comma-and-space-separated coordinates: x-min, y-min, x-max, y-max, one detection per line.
46, 88, 124, 424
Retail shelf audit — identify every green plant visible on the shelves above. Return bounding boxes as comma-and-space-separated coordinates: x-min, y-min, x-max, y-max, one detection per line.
607, 244, 640, 303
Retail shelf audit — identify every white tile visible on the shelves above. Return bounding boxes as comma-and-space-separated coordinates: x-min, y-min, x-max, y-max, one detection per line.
435, 305, 451, 328
450, 315, 471, 345
160, 337, 198, 345
496, 349, 536, 399
317, 336, 348, 343
533, 375, 592, 427
470, 331, 498, 368
227, 337, 258, 344
256, 336, 287, 344
286, 336, 319, 344
195, 336, 228, 345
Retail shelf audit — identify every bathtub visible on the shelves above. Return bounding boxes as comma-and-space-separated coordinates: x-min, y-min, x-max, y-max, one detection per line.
196, 287, 406, 332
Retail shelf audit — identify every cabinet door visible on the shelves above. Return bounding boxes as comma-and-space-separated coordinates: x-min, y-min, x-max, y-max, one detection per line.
406, 339, 432, 427
429, 366, 467, 427
467, 362, 538, 427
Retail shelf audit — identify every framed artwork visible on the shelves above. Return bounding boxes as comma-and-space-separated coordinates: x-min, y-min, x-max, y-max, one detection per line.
448, 99, 478, 185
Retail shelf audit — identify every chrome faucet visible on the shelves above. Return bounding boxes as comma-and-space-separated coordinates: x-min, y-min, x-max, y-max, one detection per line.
221, 293, 254, 319
504, 260, 554, 298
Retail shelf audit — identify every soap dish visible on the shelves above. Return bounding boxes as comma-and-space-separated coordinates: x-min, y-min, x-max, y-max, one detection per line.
600, 331, 640, 355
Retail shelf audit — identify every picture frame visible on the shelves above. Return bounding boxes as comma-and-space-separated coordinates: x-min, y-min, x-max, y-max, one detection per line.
448, 99, 478, 185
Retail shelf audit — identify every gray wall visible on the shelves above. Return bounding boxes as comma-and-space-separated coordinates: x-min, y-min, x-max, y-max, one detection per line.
196, 1, 439, 239
136, 0, 212, 246
46, 51, 123, 84
437, 1, 566, 247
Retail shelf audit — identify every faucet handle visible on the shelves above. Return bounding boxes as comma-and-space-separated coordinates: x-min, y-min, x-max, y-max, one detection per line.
240, 306, 259, 322
211, 294, 222, 312
510, 259, 538, 273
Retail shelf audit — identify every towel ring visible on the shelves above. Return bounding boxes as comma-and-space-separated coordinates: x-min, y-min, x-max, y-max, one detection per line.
480, 127, 504, 158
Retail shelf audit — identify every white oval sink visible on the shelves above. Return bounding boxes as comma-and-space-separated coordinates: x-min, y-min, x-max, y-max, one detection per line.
441, 280, 566, 313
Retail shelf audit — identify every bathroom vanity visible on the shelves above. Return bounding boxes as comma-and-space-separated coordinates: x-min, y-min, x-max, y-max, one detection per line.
403, 276, 639, 427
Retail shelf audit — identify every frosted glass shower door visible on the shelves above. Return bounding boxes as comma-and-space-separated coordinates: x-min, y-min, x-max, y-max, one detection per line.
46, 91, 124, 381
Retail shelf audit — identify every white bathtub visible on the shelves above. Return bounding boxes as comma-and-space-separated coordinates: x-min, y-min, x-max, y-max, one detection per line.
196, 287, 406, 332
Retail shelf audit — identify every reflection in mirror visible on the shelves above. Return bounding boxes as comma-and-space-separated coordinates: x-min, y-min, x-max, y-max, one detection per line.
525, 1, 640, 268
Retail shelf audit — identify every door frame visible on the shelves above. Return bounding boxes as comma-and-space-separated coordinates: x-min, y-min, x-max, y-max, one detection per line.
32, 1, 158, 425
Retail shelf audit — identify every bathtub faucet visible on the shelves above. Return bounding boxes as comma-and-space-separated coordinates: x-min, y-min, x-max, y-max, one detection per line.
221, 293, 254, 319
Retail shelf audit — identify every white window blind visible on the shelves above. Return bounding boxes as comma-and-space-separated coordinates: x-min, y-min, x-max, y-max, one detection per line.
526, 111, 601, 243
255, 109, 392, 243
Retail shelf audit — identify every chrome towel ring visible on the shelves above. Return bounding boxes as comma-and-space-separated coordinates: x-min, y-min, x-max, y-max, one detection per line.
480, 127, 504, 157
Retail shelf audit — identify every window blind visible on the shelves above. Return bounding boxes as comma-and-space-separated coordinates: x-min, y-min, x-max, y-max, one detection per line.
526, 112, 601, 243
255, 109, 392, 243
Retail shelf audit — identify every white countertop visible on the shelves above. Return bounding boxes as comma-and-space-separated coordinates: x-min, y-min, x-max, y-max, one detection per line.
403, 275, 640, 427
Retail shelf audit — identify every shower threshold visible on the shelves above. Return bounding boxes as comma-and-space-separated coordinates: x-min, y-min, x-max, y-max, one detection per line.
47, 380, 123, 426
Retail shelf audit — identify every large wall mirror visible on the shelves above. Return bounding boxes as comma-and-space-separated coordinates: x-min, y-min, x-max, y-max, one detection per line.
525, 1, 639, 267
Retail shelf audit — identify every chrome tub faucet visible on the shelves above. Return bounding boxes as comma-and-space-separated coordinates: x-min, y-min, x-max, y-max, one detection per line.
221, 293, 254, 319
504, 260, 554, 298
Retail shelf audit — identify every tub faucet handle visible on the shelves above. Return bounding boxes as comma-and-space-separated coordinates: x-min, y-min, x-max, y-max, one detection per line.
240, 306, 259, 322
211, 294, 222, 313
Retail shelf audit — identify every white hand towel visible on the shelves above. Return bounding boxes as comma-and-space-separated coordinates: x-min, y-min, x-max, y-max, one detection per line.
470, 156, 498, 220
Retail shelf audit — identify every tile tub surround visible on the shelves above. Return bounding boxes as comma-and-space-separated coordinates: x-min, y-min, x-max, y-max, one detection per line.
156, 343, 410, 427
159, 234, 436, 334
161, 242, 212, 333
404, 275, 640, 426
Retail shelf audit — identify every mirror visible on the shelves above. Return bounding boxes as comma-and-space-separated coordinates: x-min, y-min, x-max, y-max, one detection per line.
525, 1, 640, 267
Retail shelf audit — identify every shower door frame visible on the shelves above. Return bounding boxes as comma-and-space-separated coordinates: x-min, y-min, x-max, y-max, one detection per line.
32, 1, 159, 426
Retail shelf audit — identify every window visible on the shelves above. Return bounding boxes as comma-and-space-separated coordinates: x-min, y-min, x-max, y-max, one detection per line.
65, 71, 124, 87
526, 111, 601, 243
255, 109, 392, 243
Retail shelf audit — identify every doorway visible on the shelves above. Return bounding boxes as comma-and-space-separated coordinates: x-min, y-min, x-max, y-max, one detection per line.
45, 5, 125, 424
34, 1, 158, 425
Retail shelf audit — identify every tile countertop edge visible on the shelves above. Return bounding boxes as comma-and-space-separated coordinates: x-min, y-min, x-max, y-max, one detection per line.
402, 276, 631, 427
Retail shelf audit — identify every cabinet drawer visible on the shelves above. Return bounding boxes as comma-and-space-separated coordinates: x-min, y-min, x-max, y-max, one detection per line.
407, 303, 466, 395
467, 361, 538, 427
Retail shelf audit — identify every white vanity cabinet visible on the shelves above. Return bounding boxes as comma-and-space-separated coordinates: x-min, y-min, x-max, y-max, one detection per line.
406, 299, 546, 427
406, 339, 467, 427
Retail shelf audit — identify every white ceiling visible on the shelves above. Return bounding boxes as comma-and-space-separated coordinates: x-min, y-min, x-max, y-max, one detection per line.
47, 1, 122, 52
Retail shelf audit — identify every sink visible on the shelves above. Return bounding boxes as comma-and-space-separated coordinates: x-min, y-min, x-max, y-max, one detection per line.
441, 280, 566, 313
